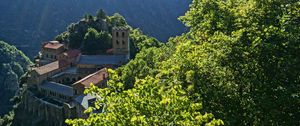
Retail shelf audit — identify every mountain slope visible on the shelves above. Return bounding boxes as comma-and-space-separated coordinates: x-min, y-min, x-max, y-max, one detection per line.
0, 0, 191, 58
0, 41, 32, 116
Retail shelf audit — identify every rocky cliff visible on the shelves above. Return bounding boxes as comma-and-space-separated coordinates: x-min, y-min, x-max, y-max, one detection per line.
0, 41, 32, 116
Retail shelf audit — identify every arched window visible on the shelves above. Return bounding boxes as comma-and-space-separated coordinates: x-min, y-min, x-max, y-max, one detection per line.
116, 40, 119, 45
122, 40, 125, 45
122, 32, 125, 37
116, 32, 119, 37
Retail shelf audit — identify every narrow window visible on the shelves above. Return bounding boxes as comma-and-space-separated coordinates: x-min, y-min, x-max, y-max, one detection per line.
116, 32, 119, 37
122, 32, 125, 37
116, 40, 119, 45
122, 40, 125, 45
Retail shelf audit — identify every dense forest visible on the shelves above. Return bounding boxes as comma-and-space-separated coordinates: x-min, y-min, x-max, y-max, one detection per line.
54, 9, 161, 57
65, 0, 300, 126
0, 41, 31, 117
0, 0, 190, 58
0, 0, 299, 125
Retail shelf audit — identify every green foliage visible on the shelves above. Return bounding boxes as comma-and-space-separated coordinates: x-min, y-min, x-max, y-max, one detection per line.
67, 0, 300, 125
96, 9, 107, 20
108, 13, 127, 27
82, 28, 112, 55
177, 0, 300, 125
66, 70, 223, 126
55, 10, 160, 57
0, 41, 32, 116
0, 111, 15, 126
129, 29, 162, 58
55, 10, 122, 50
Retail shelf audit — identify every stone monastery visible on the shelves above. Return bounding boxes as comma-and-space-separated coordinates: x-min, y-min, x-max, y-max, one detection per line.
23, 27, 130, 126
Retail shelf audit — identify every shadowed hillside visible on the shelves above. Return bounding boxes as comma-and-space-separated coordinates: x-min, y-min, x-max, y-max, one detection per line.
0, 41, 31, 116
0, 0, 191, 58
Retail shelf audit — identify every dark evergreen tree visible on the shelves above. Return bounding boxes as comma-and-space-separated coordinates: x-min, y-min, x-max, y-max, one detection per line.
96, 9, 107, 20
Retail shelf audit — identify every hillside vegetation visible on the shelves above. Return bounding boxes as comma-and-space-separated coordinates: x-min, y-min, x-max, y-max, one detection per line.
0, 41, 31, 116
55, 10, 161, 57
0, 0, 190, 58
3, 10, 163, 126
67, 0, 300, 125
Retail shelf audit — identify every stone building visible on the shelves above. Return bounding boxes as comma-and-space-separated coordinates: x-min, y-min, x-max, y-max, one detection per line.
73, 68, 108, 95
112, 26, 130, 57
28, 60, 70, 86
37, 41, 66, 66
24, 27, 130, 125
57, 49, 81, 66
24, 68, 107, 126
77, 55, 128, 74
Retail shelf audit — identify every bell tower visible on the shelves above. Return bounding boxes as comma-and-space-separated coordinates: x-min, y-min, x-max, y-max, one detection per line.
112, 26, 130, 58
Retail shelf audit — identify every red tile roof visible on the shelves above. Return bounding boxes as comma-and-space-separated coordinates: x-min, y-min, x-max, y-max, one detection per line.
63, 49, 81, 58
106, 48, 114, 54
43, 41, 64, 50
74, 68, 108, 88
34, 60, 70, 75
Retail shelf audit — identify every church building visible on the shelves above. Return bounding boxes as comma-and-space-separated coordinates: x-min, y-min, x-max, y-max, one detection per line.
24, 26, 131, 126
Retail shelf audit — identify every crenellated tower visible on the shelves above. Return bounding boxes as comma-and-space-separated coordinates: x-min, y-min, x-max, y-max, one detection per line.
112, 26, 130, 59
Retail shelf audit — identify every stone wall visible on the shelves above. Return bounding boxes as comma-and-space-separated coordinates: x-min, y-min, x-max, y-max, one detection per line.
21, 90, 72, 126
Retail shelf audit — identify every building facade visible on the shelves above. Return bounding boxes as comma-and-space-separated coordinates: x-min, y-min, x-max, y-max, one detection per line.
112, 26, 130, 58
24, 26, 130, 125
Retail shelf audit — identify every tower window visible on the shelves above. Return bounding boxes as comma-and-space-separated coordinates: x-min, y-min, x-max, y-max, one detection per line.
116, 40, 119, 45
122, 32, 125, 37
116, 32, 119, 37
122, 40, 125, 45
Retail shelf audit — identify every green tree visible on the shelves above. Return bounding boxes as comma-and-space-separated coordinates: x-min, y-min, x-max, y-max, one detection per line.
77, 0, 300, 125
96, 9, 107, 20
109, 13, 127, 27
176, 0, 300, 125
129, 29, 162, 58
66, 70, 223, 126
82, 28, 112, 54
0, 41, 31, 116
66, 0, 300, 125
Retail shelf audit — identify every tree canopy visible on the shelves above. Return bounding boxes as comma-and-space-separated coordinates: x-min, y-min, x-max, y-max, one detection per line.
0, 41, 31, 125
55, 10, 160, 56
82, 28, 112, 54
67, 0, 300, 125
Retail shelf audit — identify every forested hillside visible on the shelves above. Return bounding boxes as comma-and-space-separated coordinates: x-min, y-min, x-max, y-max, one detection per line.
0, 0, 190, 58
8, 11, 163, 126
0, 41, 31, 116
54, 10, 161, 57
67, 0, 300, 125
